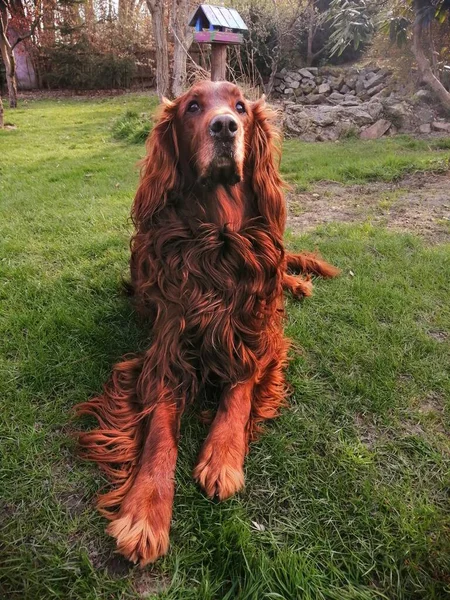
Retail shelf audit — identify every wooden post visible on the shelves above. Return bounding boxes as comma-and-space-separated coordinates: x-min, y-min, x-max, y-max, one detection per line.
211, 44, 227, 81
189, 5, 248, 83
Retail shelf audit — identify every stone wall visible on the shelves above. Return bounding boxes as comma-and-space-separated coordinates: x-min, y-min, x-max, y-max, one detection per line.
274, 65, 391, 104
274, 65, 450, 141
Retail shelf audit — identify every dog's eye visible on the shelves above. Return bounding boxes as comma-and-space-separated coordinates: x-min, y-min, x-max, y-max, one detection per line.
187, 101, 200, 113
236, 102, 246, 114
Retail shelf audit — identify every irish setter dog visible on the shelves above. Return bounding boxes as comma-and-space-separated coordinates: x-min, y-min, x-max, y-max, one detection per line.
75, 81, 338, 566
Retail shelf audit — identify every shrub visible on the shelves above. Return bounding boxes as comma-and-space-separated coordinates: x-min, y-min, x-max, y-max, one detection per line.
41, 36, 137, 90
112, 110, 153, 143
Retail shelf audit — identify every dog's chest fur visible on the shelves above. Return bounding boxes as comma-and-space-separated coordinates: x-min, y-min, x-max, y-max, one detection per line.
141, 216, 284, 381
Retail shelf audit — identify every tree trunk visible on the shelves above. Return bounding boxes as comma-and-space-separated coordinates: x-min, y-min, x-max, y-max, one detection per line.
171, 0, 193, 97
85, 0, 96, 37
0, 6, 18, 108
42, 0, 56, 45
412, 16, 450, 112
306, 1, 315, 67
0, 93, 4, 128
146, 0, 169, 98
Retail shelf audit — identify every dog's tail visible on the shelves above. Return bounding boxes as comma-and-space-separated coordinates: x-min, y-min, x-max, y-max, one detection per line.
74, 355, 147, 518
286, 251, 340, 278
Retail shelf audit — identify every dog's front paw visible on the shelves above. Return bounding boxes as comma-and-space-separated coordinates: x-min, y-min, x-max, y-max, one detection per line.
106, 480, 172, 566
193, 438, 245, 501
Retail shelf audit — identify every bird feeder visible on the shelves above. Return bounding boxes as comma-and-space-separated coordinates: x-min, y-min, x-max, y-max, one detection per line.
188, 4, 248, 82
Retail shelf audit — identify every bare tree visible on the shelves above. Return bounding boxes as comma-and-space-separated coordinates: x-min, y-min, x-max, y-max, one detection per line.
305, 0, 327, 66
0, 93, 4, 127
411, 0, 450, 111
171, 0, 193, 97
0, 1, 18, 108
146, 0, 169, 98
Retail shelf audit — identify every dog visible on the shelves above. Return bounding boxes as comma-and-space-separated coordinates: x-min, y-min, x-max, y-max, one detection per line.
75, 81, 339, 566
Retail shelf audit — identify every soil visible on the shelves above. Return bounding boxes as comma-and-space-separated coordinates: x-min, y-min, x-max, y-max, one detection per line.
287, 171, 450, 243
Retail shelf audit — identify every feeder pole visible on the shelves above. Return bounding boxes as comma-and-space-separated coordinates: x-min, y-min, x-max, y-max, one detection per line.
211, 45, 227, 81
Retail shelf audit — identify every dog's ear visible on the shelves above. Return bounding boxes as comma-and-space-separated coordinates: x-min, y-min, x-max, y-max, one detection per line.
249, 98, 286, 237
132, 98, 180, 228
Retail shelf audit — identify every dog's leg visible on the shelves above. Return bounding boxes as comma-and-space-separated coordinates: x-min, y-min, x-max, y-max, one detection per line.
286, 251, 340, 278
106, 399, 179, 566
283, 272, 313, 299
193, 380, 253, 501
247, 334, 289, 441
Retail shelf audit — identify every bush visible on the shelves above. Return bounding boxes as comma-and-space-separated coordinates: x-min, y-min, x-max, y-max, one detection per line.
41, 36, 137, 90
112, 110, 153, 143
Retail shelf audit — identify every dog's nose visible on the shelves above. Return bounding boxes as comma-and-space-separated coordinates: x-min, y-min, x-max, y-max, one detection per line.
209, 115, 238, 140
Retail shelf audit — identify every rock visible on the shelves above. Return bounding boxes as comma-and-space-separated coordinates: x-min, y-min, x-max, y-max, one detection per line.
415, 106, 434, 124
355, 79, 365, 95
284, 116, 306, 136
360, 119, 392, 140
366, 101, 383, 121
331, 76, 345, 90
318, 82, 331, 95
307, 67, 319, 74
328, 92, 346, 104
301, 79, 316, 93
384, 102, 411, 128
340, 84, 350, 94
419, 123, 431, 134
286, 104, 308, 113
341, 99, 361, 107
432, 121, 450, 132
290, 81, 300, 89
306, 94, 328, 105
316, 129, 339, 142
345, 76, 357, 90
368, 83, 386, 97
415, 89, 434, 104
364, 71, 387, 90
299, 68, 314, 79
310, 111, 336, 127
337, 121, 359, 138
280, 68, 287, 75
284, 88, 294, 95
340, 106, 374, 126
288, 71, 301, 81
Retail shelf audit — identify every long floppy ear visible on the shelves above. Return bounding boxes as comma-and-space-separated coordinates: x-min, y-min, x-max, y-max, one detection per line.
132, 98, 180, 228
249, 98, 286, 238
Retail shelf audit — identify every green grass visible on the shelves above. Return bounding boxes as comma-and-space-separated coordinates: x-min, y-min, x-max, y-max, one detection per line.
281, 135, 450, 189
1, 95, 449, 600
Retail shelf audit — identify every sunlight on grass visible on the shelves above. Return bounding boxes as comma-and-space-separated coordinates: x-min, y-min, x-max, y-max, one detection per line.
281, 135, 450, 189
0, 95, 449, 600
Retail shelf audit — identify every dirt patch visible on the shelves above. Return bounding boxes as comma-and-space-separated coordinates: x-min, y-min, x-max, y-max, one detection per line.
287, 171, 450, 243
418, 392, 445, 416
133, 570, 171, 598
428, 330, 448, 343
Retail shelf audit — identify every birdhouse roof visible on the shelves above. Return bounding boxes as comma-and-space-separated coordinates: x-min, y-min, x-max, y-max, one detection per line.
188, 4, 248, 32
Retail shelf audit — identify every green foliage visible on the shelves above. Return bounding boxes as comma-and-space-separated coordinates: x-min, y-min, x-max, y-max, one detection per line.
112, 109, 154, 143
42, 35, 137, 90
387, 15, 411, 47
0, 96, 449, 599
327, 0, 379, 57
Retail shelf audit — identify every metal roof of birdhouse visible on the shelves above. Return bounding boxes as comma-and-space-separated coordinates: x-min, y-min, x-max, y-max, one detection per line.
188, 5, 248, 32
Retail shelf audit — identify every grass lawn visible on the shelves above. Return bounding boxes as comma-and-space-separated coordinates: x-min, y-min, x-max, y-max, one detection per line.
0, 94, 449, 600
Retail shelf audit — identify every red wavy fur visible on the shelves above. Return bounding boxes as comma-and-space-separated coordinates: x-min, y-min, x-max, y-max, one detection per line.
74, 81, 338, 566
